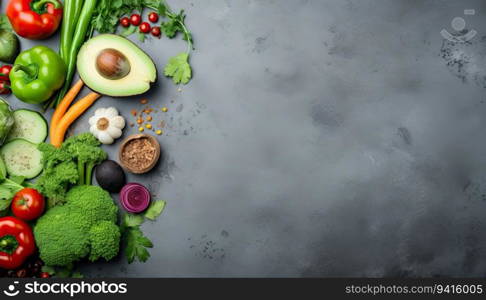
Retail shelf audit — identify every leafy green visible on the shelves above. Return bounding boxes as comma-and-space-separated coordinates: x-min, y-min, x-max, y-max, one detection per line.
164, 53, 192, 84
121, 25, 137, 37
124, 214, 145, 227
0, 178, 26, 211
125, 226, 153, 263
144, 200, 166, 220
121, 201, 165, 263
137, 31, 146, 42
0, 15, 12, 31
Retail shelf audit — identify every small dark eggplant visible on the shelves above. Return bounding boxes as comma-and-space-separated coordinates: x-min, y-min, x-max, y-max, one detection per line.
95, 160, 126, 193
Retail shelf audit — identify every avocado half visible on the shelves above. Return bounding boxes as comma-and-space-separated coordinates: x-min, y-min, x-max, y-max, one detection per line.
77, 34, 157, 97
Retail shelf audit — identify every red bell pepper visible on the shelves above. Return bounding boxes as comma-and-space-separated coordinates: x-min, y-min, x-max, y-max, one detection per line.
6, 0, 63, 40
0, 217, 35, 269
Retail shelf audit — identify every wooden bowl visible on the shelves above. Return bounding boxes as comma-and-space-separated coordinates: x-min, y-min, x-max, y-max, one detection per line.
118, 134, 161, 174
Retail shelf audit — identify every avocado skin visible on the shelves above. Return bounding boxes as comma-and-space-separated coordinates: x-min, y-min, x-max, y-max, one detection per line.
95, 160, 126, 193
0, 30, 19, 63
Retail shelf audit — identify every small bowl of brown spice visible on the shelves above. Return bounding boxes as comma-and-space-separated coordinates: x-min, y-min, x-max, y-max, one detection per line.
119, 134, 161, 174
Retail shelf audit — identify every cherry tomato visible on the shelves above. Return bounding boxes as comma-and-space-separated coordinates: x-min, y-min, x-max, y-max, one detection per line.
0, 65, 12, 81
0, 81, 10, 95
139, 22, 151, 33
130, 14, 142, 26
151, 26, 161, 37
120, 17, 130, 27
40, 272, 50, 278
148, 12, 159, 23
11, 188, 45, 221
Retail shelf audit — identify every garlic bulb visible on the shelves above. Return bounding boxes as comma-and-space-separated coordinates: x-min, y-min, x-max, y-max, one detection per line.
89, 107, 125, 144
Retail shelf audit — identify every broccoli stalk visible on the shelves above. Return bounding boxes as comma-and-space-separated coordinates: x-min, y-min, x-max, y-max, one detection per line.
77, 161, 85, 185
63, 133, 107, 186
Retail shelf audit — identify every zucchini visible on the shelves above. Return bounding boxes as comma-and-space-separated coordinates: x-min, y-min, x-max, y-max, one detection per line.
7, 109, 48, 144
0, 138, 43, 179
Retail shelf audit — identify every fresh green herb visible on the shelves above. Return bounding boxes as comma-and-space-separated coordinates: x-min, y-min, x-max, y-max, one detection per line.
123, 213, 145, 227
144, 200, 166, 220
0, 177, 28, 211
137, 31, 146, 42
0, 15, 12, 31
121, 200, 166, 263
125, 226, 153, 263
164, 53, 191, 84
121, 25, 137, 37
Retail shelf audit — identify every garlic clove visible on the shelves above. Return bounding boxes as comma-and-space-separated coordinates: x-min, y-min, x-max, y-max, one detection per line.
94, 108, 106, 116
88, 115, 99, 126
98, 131, 115, 144
112, 116, 126, 129
105, 107, 119, 118
90, 124, 99, 137
107, 126, 123, 139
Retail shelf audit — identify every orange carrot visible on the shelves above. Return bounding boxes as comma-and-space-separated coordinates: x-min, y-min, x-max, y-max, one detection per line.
50, 79, 84, 141
51, 92, 101, 148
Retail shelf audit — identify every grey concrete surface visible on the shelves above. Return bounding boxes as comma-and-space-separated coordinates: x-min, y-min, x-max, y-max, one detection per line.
2, 0, 486, 277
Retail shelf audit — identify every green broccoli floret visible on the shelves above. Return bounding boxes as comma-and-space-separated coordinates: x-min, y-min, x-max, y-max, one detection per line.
35, 133, 107, 206
34, 206, 90, 266
35, 154, 79, 208
34, 186, 120, 267
66, 185, 117, 224
63, 133, 107, 185
89, 221, 121, 261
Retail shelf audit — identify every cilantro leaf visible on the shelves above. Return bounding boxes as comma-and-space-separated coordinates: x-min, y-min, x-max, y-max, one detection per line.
123, 213, 145, 227
162, 19, 181, 38
125, 226, 153, 263
144, 200, 166, 220
164, 53, 192, 84
121, 25, 137, 37
137, 31, 147, 42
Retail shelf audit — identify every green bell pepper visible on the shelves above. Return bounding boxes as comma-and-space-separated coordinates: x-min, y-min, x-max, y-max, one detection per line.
10, 46, 66, 104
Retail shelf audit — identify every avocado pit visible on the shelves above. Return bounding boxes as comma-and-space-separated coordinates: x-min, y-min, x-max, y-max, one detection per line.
95, 48, 131, 80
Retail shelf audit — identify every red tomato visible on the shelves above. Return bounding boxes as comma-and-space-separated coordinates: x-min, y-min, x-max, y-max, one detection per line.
151, 26, 161, 37
0, 65, 12, 81
40, 272, 50, 278
0, 81, 10, 95
120, 17, 130, 27
139, 22, 151, 33
148, 12, 159, 23
11, 188, 45, 221
130, 14, 142, 26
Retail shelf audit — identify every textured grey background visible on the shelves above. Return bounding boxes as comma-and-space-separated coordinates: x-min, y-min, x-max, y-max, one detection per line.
2, 0, 486, 277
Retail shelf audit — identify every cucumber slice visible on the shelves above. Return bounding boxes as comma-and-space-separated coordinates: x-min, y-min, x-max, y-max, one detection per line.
7, 109, 48, 144
0, 138, 43, 179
